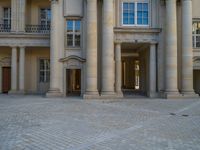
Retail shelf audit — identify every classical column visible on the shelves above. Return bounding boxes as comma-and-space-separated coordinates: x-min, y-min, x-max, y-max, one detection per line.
149, 43, 157, 98
0, 66, 2, 93
164, 0, 180, 98
115, 42, 123, 96
46, 0, 62, 97
83, 0, 99, 98
101, 0, 115, 96
19, 46, 25, 93
18, 0, 26, 32
11, 0, 18, 32
9, 47, 17, 93
181, 0, 198, 97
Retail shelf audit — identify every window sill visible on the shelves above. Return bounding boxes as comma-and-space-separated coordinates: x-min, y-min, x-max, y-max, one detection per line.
65, 47, 81, 50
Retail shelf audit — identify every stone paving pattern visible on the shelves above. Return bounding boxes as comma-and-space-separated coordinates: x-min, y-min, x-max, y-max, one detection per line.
0, 95, 200, 150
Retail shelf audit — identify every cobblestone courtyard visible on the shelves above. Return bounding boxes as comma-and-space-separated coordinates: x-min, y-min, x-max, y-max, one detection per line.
0, 95, 200, 150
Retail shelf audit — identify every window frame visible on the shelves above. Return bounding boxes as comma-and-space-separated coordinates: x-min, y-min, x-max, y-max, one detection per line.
121, 1, 150, 27
65, 19, 81, 48
39, 59, 50, 83
3, 7, 11, 26
40, 8, 51, 26
193, 19, 200, 49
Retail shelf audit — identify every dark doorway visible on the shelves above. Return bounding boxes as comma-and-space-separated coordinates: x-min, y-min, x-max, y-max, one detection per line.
66, 69, 81, 96
2, 67, 11, 93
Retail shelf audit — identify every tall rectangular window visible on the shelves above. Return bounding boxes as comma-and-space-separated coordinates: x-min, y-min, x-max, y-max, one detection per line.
123, 3, 135, 25
3, 8, 11, 26
137, 3, 148, 25
66, 20, 81, 47
40, 8, 51, 26
122, 2, 149, 26
39, 59, 50, 83
193, 20, 200, 48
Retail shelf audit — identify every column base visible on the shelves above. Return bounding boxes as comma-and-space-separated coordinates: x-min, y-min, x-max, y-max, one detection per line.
181, 91, 199, 98
83, 91, 100, 99
100, 91, 122, 99
147, 92, 158, 98
46, 88, 63, 98
116, 91, 124, 98
8, 90, 26, 95
162, 91, 182, 99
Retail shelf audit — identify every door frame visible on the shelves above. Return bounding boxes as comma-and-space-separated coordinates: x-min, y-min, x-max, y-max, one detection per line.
0, 57, 11, 93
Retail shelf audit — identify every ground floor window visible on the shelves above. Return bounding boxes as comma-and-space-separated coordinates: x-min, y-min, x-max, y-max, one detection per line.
193, 20, 200, 48
39, 59, 50, 83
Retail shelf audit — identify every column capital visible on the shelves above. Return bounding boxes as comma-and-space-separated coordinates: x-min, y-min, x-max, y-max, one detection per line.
19, 46, 26, 49
10, 46, 17, 49
150, 41, 157, 45
50, 0, 58, 4
114, 41, 122, 45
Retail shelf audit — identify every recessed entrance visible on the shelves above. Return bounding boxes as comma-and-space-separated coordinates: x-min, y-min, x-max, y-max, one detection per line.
121, 43, 149, 97
66, 69, 81, 96
2, 67, 11, 93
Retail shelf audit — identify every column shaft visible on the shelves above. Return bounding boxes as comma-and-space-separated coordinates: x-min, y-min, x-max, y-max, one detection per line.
84, 0, 99, 97
11, 0, 17, 31
46, 0, 62, 97
181, 0, 195, 94
19, 47, 25, 92
101, 0, 115, 95
149, 43, 157, 98
115, 43, 122, 95
18, 0, 26, 32
10, 47, 17, 92
165, 0, 179, 97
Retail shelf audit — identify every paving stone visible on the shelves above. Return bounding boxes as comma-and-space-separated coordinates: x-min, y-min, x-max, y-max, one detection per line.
0, 95, 199, 150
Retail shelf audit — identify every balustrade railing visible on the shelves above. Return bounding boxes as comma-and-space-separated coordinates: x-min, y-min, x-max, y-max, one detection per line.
25, 25, 50, 34
0, 24, 11, 32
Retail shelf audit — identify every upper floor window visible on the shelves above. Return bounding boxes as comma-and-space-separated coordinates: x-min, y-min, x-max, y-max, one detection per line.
122, 2, 149, 26
3, 8, 11, 26
40, 8, 51, 26
193, 20, 200, 48
66, 20, 81, 47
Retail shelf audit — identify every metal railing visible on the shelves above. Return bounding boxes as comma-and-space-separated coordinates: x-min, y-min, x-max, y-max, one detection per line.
0, 24, 11, 32
25, 25, 50, 34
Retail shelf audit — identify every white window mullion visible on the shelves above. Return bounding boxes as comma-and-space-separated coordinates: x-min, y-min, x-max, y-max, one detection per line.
135, 2, 137, 25
73, 21, 75, 47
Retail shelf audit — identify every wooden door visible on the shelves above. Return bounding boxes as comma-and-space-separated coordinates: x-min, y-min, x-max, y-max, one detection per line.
2, 67, 11, 93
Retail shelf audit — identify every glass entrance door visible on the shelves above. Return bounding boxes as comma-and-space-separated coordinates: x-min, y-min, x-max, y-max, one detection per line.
66, 69, 81, 96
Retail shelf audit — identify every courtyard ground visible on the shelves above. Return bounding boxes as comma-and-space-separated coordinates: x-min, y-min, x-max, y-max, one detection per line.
0, 95, 200, 150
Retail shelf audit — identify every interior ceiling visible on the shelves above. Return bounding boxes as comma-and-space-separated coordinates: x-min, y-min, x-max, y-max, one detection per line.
121, 43, 149, 53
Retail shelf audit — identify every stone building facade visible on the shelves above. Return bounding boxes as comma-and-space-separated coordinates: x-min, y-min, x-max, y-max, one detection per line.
0, 0, 200, 98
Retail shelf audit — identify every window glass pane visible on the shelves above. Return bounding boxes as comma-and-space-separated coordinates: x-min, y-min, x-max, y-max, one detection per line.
47, 10, 51, 21
40, 71, 45, 82
137, 3, 142, 11
130, 3, 134, 10
67, 20, 73, 32
137, 18, 142, 24
137, 12, 142, 18
67, 34, 73, 46
143, 12, 148, 18
143, 18, 148, 25
130, 17, 134, 24
75, 35, 81, 46
137, 3, 148, 25
46, 71, 50, 82
75, 21, 81, 32
123, 2, 135, 25
123, 18, 128, 24
143, 3, 148, 11
40, 60, 45, 70
123, 3, 128, 10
